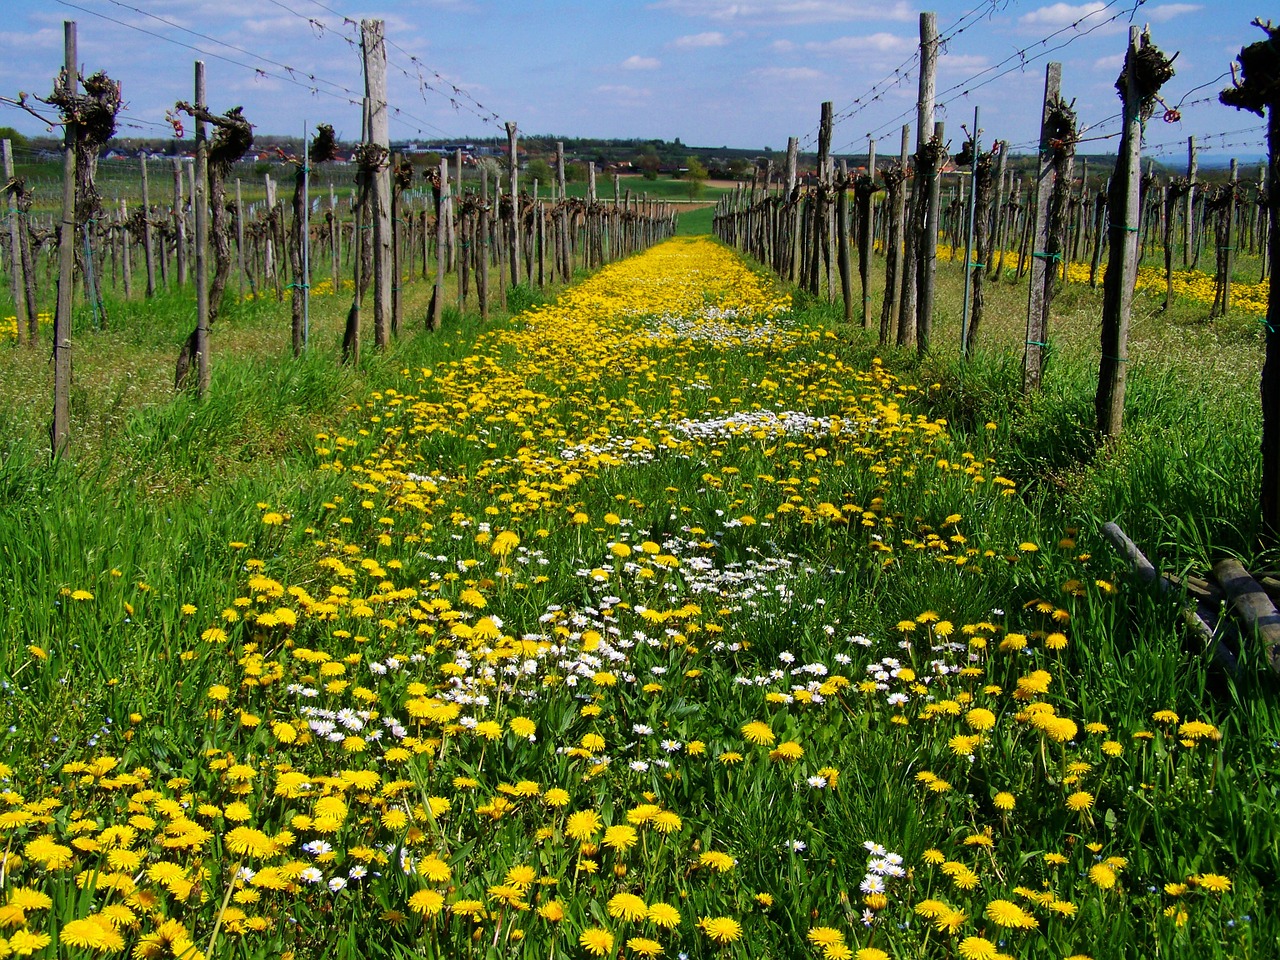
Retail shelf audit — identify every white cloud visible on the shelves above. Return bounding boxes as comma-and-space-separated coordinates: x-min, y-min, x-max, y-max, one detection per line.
594, 84, 653, 105
751, 65, 824, 81
937, 54, 990, 73
771, 39, 796, 53
672, 31, 729, 48
652, 0, 914, 25
1146, 2, 1201, 22
1018, 2, 1106, 28
1093, 52, 1124, 71
804, 32, 913, 56
621, 55, 662, 70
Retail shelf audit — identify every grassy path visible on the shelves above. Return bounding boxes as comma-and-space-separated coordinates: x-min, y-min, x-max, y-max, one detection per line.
0, 237, 1274, 959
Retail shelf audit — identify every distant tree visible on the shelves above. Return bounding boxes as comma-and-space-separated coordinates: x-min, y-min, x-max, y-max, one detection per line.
565, 161, 587, 183
526, 157, 553, 189
684, 155, 708, 199
637, 144, 660, 180
728, 158, 750, 180
0, 126, 27, 149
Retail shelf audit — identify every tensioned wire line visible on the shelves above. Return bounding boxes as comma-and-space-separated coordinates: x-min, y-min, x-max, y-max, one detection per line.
801, 0, 1017, 151
858, 0, 1148, 150
260, 0, 505, 128
49, 0, 461, 141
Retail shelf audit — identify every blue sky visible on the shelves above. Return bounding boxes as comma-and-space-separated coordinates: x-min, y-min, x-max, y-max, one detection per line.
0, 0, 1266, 161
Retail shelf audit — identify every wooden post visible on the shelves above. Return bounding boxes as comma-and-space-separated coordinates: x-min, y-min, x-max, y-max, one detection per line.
235, 178, 246, 302
1184, 136, 1196, 268
837, 158, 852, 322
1259, 69, 1280, 542
264, 173, 276, 290
786, 136, 799, 282
918, 119, 943, 354
960, 106, 980, 356
1095, 28, 1143, 437
431, 157, 446, 330
120, 199, 132, 299
556, 141, 569, 282
890, 124, 911, 345
479, 165, 490, 319
362, 18, 392, 349
329, 184, 339, 297
193, 61, 210, 397
140, 155, 155, 296
3, 139, 29, 346
51, 21, 76, 458
506, 121, 520, 286
173, 158, 187, 287
1024, 61, 1062, 394
858, 139, 875, 328
1214, 158, 1238, 316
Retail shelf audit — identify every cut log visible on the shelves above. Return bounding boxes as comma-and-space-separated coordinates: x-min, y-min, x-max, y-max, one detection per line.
1100, 522, 1237, 673
1211, 559, 1280, 675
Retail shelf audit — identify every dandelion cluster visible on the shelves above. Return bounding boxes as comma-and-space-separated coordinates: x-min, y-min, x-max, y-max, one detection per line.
1, 238, 1251, 958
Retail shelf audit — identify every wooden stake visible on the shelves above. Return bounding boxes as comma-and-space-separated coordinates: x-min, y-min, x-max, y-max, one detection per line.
1095, 28, 1143, 437
140, 154, 155, 296
362, 18, 392, 348
3, 139, 29, 346
506, 121, 520, 286
193, 61, 210, 397
51, 20, 76, 459
1023, 61, 1062, 394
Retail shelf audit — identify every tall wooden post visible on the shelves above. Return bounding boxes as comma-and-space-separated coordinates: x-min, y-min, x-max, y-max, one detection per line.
479, 166, 490, 319
506, 121, 520, 286
556, 141, 569, 282
961, 106, 980, 357
1024, 61, 1062, 394
3, 140, 29, 346
1095, 28, 1143, 437
193, 61, 210, 397
858, 139, 876, 328
235, 178, 246, 302
362, 18, 392, 348
51, 21, 77, 458
918, 119, 943, 354
1184, 136, 1196, 267
837, 158, 852, 321
120, 199, 132, 299
890, 124, 910, 345
431, 157, 447, 331
173, 158, 187, 287
140, 155, 155, 296
786, 136, 799, 282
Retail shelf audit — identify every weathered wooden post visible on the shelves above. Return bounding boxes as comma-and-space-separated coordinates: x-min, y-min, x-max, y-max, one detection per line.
1184, 135, 1197, 267
3, 139, 29, 346
1219, 18, 1280, 540
886, 124, 910, 345
960, 106, 980, 357
1097, 27, 1173, 437
856, 139, 876, 329
192, 61, 210, 397
173, 158, 187, 288
837, 158, 852, 321
506, 121, 520, 286
431, 157, 447, 330
362, 18, 392, 349
139, 155, 155, 297
918, 119, 943, 355
51, 22, 78, 457
1023, 62, 1062, 394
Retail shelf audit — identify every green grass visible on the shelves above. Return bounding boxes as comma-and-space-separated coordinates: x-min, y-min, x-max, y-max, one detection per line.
1, 228, 1277, 960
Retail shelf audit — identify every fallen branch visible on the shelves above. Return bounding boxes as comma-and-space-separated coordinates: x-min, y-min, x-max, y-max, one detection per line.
1211, 559, 1280, 676
1099, 522, 1237, 674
